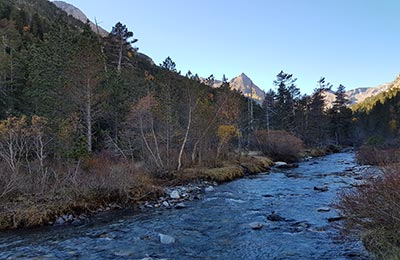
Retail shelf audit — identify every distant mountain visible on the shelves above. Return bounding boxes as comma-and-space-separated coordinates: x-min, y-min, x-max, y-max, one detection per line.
228, 73, 265, 103
352, 74, 400, 112
206, 73, 265, 104
53, 1, 109, 37
346, 83, 392, 104
322, 81, 393, 108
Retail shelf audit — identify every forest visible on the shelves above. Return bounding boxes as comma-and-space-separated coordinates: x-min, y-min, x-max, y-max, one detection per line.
1, 1, 400, 257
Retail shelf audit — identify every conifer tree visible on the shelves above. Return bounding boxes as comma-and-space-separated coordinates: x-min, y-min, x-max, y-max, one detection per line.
329, 84, 352, 144
109, 22, 138, 73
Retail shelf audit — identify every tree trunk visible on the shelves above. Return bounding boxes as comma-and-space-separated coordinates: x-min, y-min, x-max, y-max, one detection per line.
86, 79, 92, 153
140, 117, 161, 169
117, 40, 123, 73
177, 105, 192, 171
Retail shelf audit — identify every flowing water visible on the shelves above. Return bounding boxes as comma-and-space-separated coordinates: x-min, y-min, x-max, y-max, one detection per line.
0, 152, 370, 260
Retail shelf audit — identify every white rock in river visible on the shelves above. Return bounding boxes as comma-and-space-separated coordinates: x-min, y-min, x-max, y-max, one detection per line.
159, 233, 176, 244
274, 161, 287, 167
317, 207, 331, 212
170, 190, 180, 199
205, 186, 215, 192
162, 201, 170, 207
175, 203, 186, 209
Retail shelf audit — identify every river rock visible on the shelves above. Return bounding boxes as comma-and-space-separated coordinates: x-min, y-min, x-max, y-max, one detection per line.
278, 163, 299, 169
162, 201, 170, 207
159, 233, 176, 244
314, 185, 329, 192
291, 221, 311, 228
71, 219, 83, 226
317, 207, 331, 212
328, 216, 345, 222
205, 186, 215, 192
175, 203, 186, 209
249, 222, 264, 230
54, 216, 66, 225
113, 249, 135, 257
267, 211, 286, 221
274, 161, 287, 167
170, 190, 180, 199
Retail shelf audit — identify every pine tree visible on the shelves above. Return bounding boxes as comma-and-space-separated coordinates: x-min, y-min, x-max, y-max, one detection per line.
306, 77, 332, 144
65, 26, 106, 154
329, 84, 352, 144
109, 22, 138, 73
272, 71, 299, 132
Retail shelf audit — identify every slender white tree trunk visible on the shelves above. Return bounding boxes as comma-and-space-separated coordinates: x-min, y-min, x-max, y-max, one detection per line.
86, 79, 92, 153
177, 105, 192, 171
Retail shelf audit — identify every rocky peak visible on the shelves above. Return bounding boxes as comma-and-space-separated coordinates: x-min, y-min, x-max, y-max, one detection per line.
229, 73, 265, 103
52, 1, 108, 37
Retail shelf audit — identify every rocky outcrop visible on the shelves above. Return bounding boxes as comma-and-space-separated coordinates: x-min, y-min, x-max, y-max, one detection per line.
53, 1, 109, 37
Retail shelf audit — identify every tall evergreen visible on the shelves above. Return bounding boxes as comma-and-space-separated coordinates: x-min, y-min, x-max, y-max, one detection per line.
108, 22, 138, 73
271, 71, 300, 132
329, 84, 352, 144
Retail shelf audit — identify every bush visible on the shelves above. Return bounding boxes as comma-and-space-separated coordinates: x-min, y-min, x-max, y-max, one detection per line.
252, 130, 304, 162
0, 153, 162, 230
337, 166, 400, 259
356, 146, 400, 166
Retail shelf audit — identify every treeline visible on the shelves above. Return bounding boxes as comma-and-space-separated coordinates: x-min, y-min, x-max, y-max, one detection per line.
0, 0, 358, 176
0, 0, 261, 178
261, 72, 353, 146
352, 75, 400, 144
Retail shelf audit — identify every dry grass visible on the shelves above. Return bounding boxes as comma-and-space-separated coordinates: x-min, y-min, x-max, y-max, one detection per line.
179, 156, 272, 184
0, 154, 162, 230
199, 166, 244, 182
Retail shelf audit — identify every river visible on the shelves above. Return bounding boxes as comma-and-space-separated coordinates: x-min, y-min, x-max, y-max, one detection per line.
0, 152, 370, 260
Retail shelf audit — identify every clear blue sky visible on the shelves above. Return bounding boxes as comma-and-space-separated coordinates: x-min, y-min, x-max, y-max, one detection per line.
59, 0, 400, 94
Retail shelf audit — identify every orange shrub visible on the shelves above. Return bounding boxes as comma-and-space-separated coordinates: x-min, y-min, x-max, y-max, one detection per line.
252, 130, 304, 162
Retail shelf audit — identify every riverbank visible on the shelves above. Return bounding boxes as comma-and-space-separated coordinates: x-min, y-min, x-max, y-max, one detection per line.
337, 145, 400, 259
0, 155, 273, 231
0, 152, 370, 260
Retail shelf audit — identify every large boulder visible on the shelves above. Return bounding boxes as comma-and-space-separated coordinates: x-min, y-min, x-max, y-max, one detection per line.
159, 233, 176, 244
169, 190, 180, 199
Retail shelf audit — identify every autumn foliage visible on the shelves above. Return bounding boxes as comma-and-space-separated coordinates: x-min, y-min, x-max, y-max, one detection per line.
252, 130, 304, 162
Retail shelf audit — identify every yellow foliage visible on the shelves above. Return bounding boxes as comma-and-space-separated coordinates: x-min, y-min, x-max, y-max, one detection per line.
389, 119, 397, 132
217, 125, 239, 144
0, 116, 28, 139
127, 51, 133, 58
